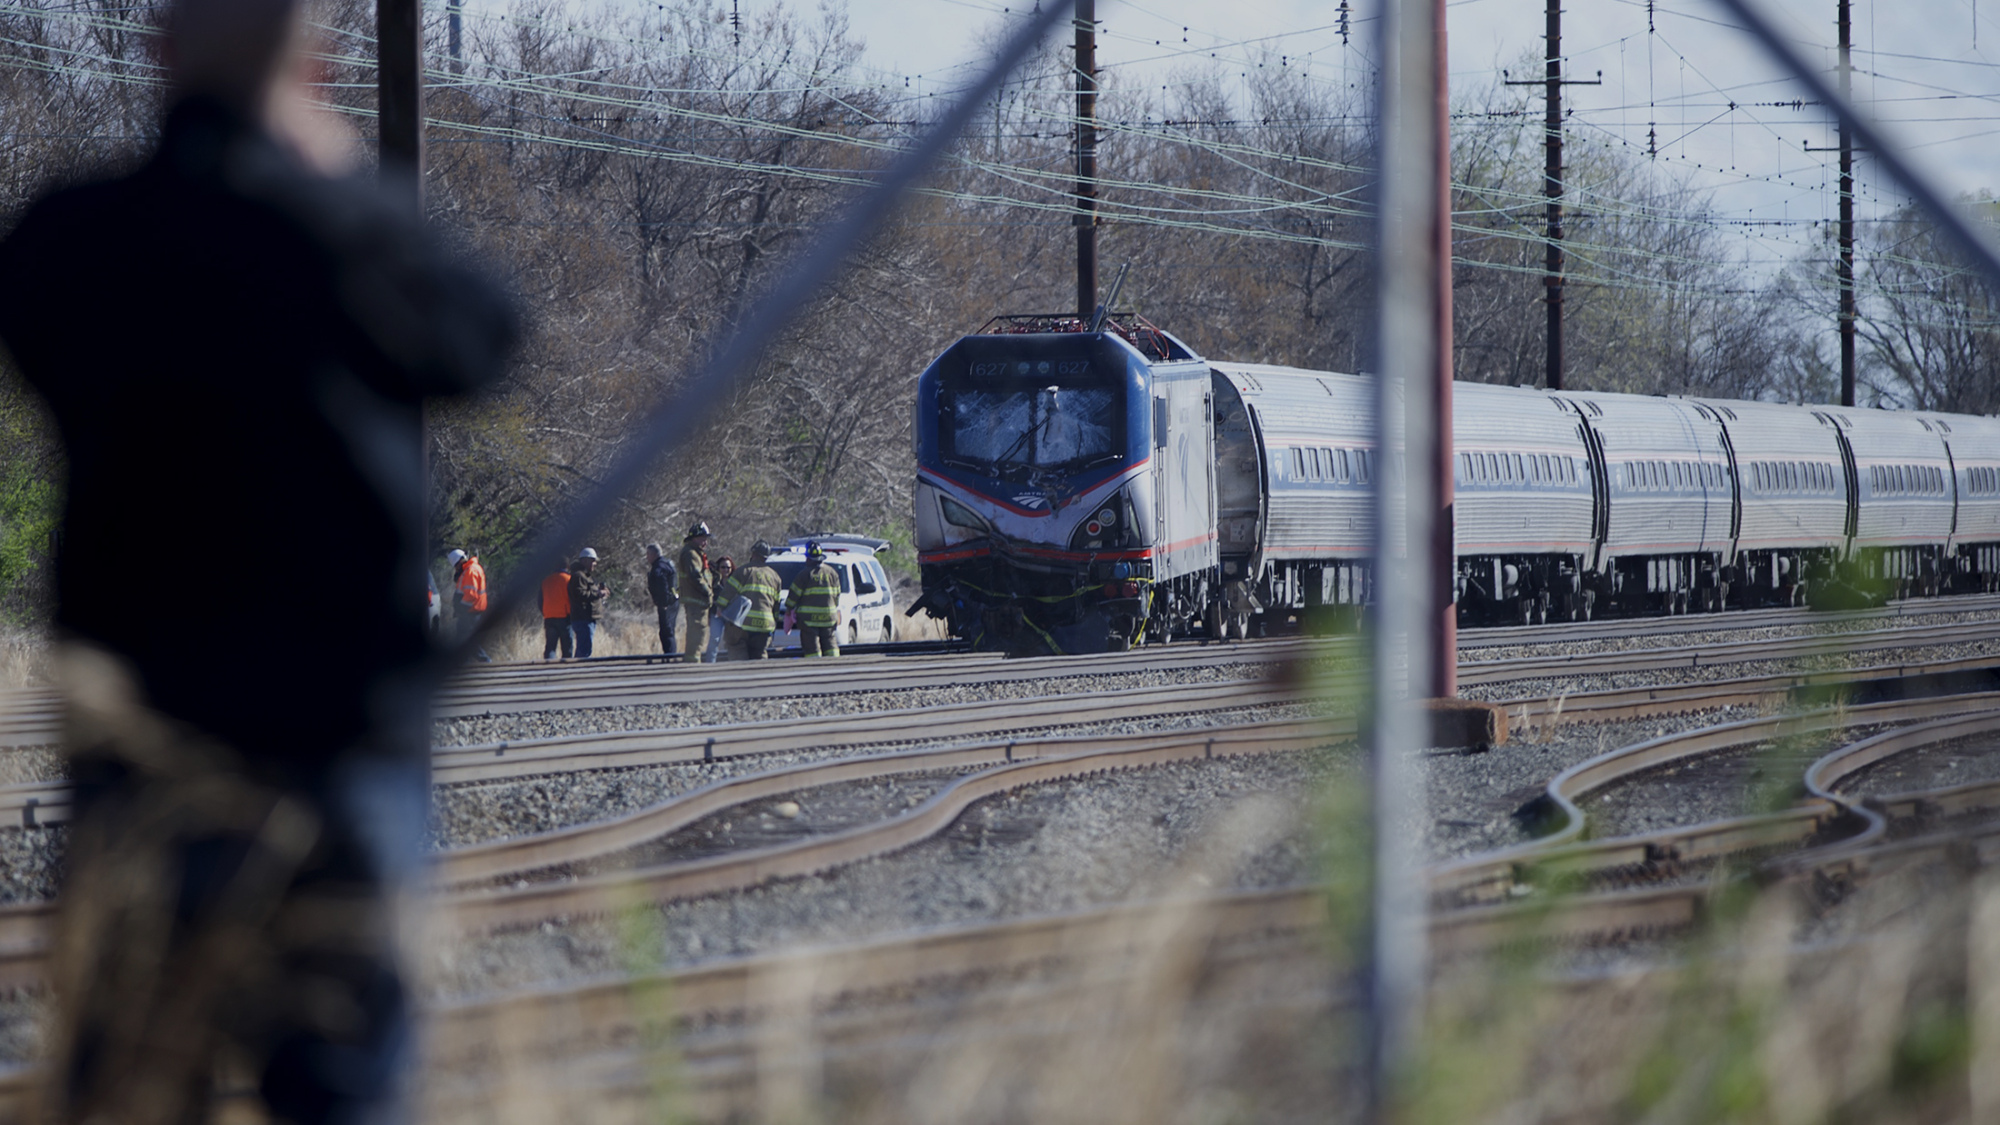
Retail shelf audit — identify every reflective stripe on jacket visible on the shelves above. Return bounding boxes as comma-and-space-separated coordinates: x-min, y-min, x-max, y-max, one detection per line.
788, 563, 842, 628
455, 558, 488, 613
725, 565, 783, 633
539, 570, 571, 620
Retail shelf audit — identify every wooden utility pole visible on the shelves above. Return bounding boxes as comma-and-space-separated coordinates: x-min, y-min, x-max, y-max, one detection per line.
1838, 0, 1856, 406
1074, 0, 1098, 319
1508, 0, 1596, 390
377, 0, 424, 210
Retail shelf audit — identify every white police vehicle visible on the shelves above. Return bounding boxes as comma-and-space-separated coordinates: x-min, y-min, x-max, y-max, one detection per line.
767, 535, 899, 650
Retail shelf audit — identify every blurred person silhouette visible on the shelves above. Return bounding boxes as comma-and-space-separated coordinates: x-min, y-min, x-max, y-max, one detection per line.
0, 0, 516, 1120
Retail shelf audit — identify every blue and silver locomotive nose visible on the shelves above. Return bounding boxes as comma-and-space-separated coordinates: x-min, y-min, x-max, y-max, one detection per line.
910, 315, 1217, 654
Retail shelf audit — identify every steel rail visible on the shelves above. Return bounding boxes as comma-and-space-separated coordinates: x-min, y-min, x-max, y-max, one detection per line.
1456, 591, 2000, 649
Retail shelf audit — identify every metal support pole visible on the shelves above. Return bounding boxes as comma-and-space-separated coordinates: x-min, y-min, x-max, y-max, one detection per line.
1367, 0, 1442, 1114
449, 0, 464, 76
1837, 0, 1856, 406
377, 0, 423, 211
1074, 0, 1098, 320
1431, 0, 1457, 699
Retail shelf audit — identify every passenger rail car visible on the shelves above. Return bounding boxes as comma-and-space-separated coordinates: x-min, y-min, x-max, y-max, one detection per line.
911, 315, 2000, 652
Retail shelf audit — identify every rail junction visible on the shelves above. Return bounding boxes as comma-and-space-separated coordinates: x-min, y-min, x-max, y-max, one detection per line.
0, 595, 1996, 1118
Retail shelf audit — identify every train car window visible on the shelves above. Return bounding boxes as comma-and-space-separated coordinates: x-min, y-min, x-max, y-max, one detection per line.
1338, 449, 1351, 482
1290, 448, 1303, 480
1783, 463, 1795, 491
1509, 454, 1522, 481
1312, 448, 1326, 481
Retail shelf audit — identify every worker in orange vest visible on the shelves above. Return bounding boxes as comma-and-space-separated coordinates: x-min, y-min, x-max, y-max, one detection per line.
539, 563, 573, 659
447, 548, 490, 662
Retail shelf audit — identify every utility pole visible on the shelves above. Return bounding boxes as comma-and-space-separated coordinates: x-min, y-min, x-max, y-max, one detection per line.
377, 0, 428, 565
1804, 0, 1858, 405
1837, 0, 1856, 406
1074, 0, 1099, 320
1507, 0, 1597, 390
377, 0, 424, 211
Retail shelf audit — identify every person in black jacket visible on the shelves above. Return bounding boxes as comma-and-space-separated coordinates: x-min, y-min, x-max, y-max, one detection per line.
0, 1, 516, 1120
645, 542, 679, 655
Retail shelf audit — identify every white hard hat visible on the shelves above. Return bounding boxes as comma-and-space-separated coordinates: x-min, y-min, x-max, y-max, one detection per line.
578, 547, 599, 560
446, 549, 467, 566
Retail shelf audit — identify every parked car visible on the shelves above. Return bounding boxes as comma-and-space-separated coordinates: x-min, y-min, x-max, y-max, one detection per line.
766, 535, 898, 650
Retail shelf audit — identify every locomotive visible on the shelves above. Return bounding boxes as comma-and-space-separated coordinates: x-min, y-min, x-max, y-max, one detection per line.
908, 313, 2000, 653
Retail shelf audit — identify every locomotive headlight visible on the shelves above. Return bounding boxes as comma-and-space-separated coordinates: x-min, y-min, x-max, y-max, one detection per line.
1086, 519, 1104, 536
941, 495, 988, 531
1096, 507, 1117, 525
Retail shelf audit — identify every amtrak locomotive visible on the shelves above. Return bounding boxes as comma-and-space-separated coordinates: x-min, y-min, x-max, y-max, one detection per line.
910, 313, 2000, 653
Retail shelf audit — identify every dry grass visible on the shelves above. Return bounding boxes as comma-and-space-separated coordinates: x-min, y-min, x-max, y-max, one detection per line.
0, 625, 51, 690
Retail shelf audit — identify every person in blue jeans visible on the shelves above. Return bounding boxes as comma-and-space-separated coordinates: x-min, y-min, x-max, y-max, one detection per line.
704, 556, 734, 662
567, 548, 607, 658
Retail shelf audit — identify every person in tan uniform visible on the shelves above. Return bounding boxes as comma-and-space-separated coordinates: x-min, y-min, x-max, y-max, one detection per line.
678, 521, 715, 663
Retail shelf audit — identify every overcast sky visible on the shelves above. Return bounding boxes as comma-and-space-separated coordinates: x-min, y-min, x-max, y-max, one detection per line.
823, 0, 2000, 274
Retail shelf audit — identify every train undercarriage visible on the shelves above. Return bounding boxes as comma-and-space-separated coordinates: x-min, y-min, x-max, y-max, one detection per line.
918, 541, 2000, 655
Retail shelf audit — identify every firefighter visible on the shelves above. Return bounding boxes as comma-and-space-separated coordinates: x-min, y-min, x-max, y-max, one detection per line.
678, 522, 715, 663
449, 548, 491, 662
788, 541, 844, 657
539, 562, 573, 659
721, 540, 783, 660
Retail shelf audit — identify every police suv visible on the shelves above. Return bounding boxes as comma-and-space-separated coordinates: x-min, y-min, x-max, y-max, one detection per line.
766, 535, 899, 650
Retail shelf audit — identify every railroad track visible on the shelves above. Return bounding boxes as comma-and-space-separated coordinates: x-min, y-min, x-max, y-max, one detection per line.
2, 592, 1994, 746
2, 600, 1989, 758
3, 642, 1995, 834
0, 677, 1998, 1115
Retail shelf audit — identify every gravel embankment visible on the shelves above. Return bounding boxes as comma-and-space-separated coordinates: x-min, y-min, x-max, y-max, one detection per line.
430, 702, 1764, 998
433, 701, 1331, 847
428, 748, 1354, 998
1829, 732, 2000, 797
1575, 726, 1899, 840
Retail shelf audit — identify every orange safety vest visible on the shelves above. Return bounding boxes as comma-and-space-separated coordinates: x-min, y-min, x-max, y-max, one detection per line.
539, 570, 572, 619
455, 557, 489, 613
